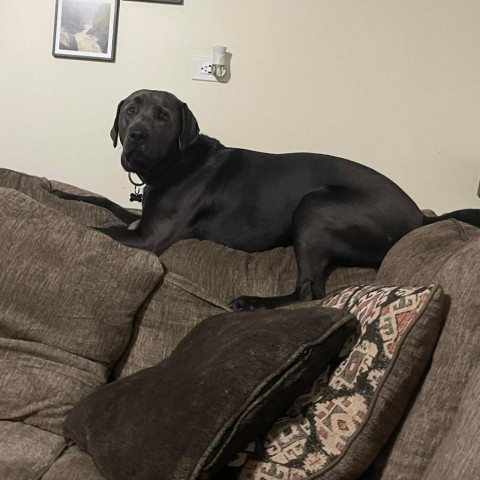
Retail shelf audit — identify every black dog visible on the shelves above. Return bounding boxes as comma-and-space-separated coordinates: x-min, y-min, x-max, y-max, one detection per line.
54, 89, 480, 310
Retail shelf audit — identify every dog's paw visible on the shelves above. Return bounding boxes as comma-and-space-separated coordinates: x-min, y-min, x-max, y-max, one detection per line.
229, 295, 266, 312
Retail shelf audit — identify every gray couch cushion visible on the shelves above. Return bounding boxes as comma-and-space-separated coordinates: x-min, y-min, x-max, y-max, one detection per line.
0, 187, 164, 434
368, 220, 480, 480
421, 361, 480, 480
0, 167, 125, 228
116, 239, 377, 378
0, 421, 66, 480
42, 446, 107, 480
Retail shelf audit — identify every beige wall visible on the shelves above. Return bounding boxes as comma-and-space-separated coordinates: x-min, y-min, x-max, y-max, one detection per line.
1, 0, 479, 211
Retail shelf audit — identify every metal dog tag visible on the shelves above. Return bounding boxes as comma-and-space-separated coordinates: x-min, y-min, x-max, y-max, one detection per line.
130, 191, 143, 202
128, 172, 145, 203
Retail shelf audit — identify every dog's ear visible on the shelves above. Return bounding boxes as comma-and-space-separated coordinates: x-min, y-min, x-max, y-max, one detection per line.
178, 102, 200, 152
110, 100, 124, 148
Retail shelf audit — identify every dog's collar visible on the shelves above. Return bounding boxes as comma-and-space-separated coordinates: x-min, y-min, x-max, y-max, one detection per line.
128, 172, 145, 203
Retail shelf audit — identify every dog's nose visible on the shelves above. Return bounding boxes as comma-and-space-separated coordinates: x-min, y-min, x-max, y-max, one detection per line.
128, 129, 148, 144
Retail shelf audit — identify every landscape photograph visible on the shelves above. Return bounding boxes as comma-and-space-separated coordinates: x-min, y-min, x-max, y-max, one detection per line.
53, 0, 118, 61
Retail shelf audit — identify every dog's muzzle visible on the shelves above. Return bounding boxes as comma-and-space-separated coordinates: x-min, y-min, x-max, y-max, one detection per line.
127, 128, 149, 146
121, 128, 153, 173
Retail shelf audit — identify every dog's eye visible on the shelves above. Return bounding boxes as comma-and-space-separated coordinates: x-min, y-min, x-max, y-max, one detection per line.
158, 110, 169, 120
126, 106, 136, 116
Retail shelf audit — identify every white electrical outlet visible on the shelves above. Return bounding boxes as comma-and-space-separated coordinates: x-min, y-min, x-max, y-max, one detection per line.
200, 62, 212, 74
192, 56, 217, 82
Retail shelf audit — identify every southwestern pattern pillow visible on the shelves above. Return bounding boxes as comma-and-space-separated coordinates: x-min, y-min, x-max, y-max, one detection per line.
222, 284, 445, 480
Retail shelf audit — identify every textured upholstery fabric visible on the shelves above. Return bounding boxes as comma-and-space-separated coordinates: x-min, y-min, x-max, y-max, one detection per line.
0, 167, 125, 228
42, 446, 107, 480
160, 239, 377, 304
114, 270, 227, 379
0, 421, 66, 480
0, 187, 164, 434
65, 307, 356, 480
224, 284, 445, 480
421, 362, 480, 480
2, 169, 478, 479
367, 220, 480, 480
116, 239, 377, 378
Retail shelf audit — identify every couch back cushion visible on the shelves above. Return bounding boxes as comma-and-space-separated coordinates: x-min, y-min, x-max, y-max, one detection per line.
0, 167, 126, 227
0, 188, 164, 434
116, 239, 377, 378
368, 219, 480, 479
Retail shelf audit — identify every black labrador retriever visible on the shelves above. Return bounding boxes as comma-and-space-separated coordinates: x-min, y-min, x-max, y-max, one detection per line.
54, 89, 480, 310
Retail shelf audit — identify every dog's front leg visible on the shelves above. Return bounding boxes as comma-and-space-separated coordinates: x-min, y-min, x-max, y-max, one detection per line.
51, 190, 141, 225
95, 220, 186, 255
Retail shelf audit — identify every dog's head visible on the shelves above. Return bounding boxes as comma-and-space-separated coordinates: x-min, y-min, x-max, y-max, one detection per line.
110, 90, 199, 176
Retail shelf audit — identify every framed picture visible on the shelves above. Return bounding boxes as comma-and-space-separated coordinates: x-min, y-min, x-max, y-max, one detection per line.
124, 1, 183, 4
53, 0, 119, 62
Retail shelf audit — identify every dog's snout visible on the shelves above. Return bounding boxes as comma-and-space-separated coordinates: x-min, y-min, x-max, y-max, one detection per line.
128, 128, 149, 144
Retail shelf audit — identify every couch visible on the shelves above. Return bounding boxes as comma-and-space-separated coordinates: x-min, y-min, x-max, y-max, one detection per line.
0, 167, 478, 480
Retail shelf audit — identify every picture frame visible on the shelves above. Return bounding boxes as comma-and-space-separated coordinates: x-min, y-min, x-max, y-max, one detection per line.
53, 0, 119, 62
124, 1, 183, 4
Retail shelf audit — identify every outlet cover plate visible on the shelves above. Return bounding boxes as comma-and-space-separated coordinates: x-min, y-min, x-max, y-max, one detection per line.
192, 56, 217, 82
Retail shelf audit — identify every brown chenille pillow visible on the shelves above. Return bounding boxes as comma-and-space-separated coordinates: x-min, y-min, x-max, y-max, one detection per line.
64, 306, 357, 480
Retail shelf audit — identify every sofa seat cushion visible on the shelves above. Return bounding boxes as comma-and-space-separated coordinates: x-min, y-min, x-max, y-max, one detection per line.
42, 446, 107, 480
369, 220, 480, 479
65, 307, 356, 480
224, 284, 445, 480
0, 421, 66, 480
0, 187, 164, 434
116, 238, 377, 378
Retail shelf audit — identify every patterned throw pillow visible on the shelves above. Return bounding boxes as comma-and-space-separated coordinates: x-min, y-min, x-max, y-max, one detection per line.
222, 284, 445, 480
